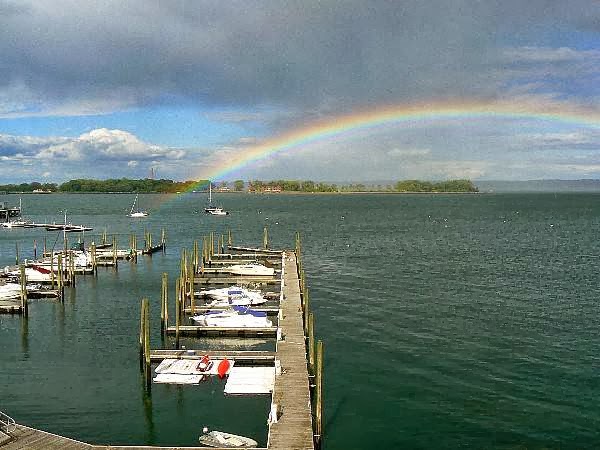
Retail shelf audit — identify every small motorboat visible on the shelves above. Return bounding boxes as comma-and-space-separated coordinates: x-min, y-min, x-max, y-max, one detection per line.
191, 306, 272, 328
226, 263, 274, 277
198, 429, 257, 448
197, 286, 267, 306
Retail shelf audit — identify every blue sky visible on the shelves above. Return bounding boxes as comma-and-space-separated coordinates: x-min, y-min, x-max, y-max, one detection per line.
1, 0, 599, 183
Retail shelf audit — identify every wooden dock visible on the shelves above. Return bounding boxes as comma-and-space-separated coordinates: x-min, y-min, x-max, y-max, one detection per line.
3, 230, 322, 449
0, 424, 267, 450
267, 252, 314, 450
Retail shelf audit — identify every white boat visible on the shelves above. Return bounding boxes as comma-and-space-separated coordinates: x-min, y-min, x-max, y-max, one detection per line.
227, 263, 274, 276
197, 286, 267, 305
0, 282, 21, 300
4, 266, 53, 283
192, 306, 273, 327
198, 430, 257, 448
1, 220, 34, 229
128, 194, 148, 217
204, 182, 229, 216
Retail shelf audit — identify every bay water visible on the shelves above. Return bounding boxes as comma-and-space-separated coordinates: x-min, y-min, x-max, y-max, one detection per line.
0, 193, 599, 448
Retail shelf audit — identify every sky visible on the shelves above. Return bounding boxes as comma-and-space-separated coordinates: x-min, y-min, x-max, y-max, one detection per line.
1, 0, 600, 183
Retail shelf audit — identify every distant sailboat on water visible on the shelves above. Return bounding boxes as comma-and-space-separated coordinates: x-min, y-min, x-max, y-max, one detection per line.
128, 194, 149, 217
204, 182, 229, 216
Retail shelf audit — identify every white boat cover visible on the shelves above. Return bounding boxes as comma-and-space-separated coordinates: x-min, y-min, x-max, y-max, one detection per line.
155, 358, 235, 376
224, 366, 275, 395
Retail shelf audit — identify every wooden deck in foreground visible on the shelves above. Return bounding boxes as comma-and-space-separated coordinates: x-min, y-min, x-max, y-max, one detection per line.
1, 425, 267, 450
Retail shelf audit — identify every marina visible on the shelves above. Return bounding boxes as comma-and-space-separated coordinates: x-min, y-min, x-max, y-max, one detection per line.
1, 212, 322, 449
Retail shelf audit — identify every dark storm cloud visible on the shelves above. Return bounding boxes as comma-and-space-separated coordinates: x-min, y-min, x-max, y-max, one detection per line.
1, 0, 599, 118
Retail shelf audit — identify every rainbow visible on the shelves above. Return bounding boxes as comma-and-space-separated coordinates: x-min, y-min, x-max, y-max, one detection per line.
186, 99, 600, 189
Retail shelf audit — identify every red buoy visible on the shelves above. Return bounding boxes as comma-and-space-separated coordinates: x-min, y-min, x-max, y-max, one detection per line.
217, 358, 230, 379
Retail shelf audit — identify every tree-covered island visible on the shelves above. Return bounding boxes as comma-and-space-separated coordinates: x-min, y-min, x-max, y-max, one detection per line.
0, 178, 478, 193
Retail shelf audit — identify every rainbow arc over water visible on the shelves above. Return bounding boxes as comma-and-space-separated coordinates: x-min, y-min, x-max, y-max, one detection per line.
186, 99, 600, 190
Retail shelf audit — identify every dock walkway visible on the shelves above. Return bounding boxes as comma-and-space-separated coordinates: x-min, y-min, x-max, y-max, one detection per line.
267, 252, 314, 450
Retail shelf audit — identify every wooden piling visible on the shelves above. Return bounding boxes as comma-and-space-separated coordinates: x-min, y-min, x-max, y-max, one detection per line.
175, 277, 181, 348
43, 236, 47, 256
20, 265, 28, 317
160, 272, 168, 335
144, 298, 151, 385
90, 243, 97, 274
139, 298, 146, 368
228, 229, 232, 246
308, 313, 315, 376
57, 253, 64, 301
112, 236, 117, 269
15, 242, 19, 264
33, 239, 37, 260
315, 340, 324, 448
263, 226, 269, 249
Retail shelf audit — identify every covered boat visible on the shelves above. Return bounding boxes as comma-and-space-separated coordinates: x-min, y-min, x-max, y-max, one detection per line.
191, 306, 272, 327
197, 286, 267, 306
226, 263, 274, 276
198, 430, 257, 448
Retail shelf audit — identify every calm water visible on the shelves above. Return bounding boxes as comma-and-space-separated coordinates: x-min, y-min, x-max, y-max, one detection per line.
1, 193, 600, 448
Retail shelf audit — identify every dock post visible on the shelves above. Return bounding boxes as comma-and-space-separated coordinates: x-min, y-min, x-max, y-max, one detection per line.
102, 229, 107, 246
112, 235, 118, 270
33, 239, 37, 260
161, 272, 168, 336
69, 252, 75, 287
20, 265, 28, 317
210, 232, 214, 260
43, 236, 47, 256
50, 254, 55, 288
144, 298, 151, 387
139, 298, 146, 369
193, 240, 199, 274
161, 228, 166, 252
228, 229, 232, 247
57, 253, 64, 301
91, 243, 97, 275
308, 313, 315, 377
175, 277, 181, 349
315, 340, 324, 448
303, 288, 310, 335
190, 262, 196, 315
263, 226, 269, 249
15, 242, 19, 264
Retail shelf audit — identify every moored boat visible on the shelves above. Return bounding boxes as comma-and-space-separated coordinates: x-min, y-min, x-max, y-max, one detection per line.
198, 429, 257, 448
226, 263, 274, 276
191, 306, 273, 327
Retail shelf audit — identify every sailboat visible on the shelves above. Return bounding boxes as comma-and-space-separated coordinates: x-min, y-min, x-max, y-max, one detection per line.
204, 183, 229, 216
128, 194, 149, 217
